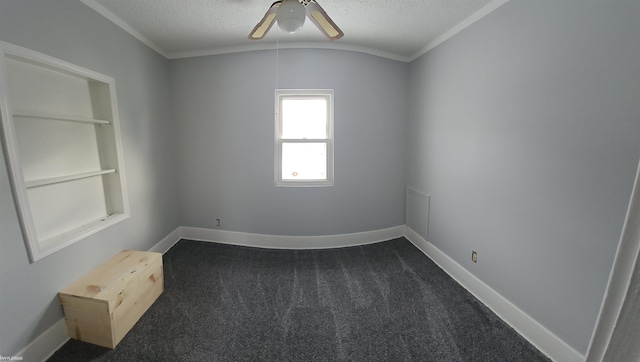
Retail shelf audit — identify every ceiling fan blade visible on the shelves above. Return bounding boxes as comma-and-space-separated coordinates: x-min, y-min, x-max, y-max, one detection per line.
248, 1, 282, 40
305, 0, 343, 40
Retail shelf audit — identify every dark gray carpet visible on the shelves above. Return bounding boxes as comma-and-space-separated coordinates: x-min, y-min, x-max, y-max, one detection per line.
48, 237, 549, 361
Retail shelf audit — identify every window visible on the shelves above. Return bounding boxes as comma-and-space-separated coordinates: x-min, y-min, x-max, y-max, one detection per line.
275, 89, 334, 186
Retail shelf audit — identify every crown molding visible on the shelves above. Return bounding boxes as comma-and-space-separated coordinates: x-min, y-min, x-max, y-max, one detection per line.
166, 42, 411, 62
81, 0, 511, 63
408, 0, 512, 62
80, 0, 169, 58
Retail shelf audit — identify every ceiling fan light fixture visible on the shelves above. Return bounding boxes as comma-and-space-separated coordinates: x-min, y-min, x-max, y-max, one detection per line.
248, 0, 341, 40
277, 0, 306, 34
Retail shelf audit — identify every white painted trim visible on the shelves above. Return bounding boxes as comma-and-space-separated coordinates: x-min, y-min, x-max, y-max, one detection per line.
13, 227, 183, 360
181, 226, 405, 249
19, 224, 585, 361
79, 0, 169, 58
404, 226, 584, 362
408, 0, 512, 62
14, 318, 68, 362
148, 227, 183, 254
166, 42, 411, 62
0, 41, 130, 263
80, 0, 410, 63
275, 89, 334, 187
80, 0, 511, 63
0, 41, 114, 82
585, 160, 640, 361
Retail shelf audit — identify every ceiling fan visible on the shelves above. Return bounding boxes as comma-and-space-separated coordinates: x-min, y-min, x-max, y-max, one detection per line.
248, 0, 344, 40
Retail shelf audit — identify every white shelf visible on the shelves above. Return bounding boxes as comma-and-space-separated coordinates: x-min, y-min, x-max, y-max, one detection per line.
24, 169, 117, 189
13, 111, 110, 125
38, 213, 128, 258
0, 41, 130, 262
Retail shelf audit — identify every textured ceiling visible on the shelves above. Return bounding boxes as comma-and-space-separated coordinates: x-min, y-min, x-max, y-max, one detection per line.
82, 0, 506, 62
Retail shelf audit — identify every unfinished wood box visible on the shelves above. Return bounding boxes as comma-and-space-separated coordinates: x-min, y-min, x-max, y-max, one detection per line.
58, 250, 163, 348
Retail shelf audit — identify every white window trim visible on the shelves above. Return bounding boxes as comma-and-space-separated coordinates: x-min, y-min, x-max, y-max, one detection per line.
275, 89, 334, 187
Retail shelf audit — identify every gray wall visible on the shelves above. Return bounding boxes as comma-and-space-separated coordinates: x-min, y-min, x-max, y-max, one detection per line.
171, 49, 408, 236
406, 0, 640, 353
0, 0, 179, 355
3, 0, 638, 357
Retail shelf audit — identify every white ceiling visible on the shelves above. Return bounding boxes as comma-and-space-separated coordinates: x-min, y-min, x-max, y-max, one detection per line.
81, 0, 508, 62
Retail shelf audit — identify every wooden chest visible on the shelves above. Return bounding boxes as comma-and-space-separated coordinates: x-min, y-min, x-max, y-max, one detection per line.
58, 250, 164, 348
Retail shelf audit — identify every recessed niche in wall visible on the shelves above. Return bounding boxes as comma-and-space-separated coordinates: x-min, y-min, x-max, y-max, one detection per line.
0, 41, 129, 262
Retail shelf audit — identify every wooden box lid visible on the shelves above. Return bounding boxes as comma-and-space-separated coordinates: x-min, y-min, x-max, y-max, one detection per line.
59, 250, 162, 302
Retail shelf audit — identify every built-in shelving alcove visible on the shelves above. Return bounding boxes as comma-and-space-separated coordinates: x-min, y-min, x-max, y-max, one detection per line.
0, 41, 129, 262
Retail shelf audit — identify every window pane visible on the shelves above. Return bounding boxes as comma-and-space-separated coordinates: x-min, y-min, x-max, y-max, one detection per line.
281, 98, 327, 139
281, 142, 327, 180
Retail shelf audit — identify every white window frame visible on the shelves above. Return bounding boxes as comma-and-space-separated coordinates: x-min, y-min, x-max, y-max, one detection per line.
275, 89, 334, 187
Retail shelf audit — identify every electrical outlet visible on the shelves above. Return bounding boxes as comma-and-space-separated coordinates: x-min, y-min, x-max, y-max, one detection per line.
471, 250, 478, 263
215, 219, 221, 227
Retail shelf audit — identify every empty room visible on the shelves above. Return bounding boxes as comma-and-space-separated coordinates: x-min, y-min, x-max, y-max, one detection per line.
1, 0, 639, 361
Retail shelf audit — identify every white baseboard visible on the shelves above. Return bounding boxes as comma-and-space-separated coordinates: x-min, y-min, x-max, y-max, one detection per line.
23, 225, 578, 362
19, 225, 403, 361
15, 318, 68, 362
18, 228, 183, 361
180, 225, 405, 249
403, 227, 584, 362
148, 227, 183, 254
